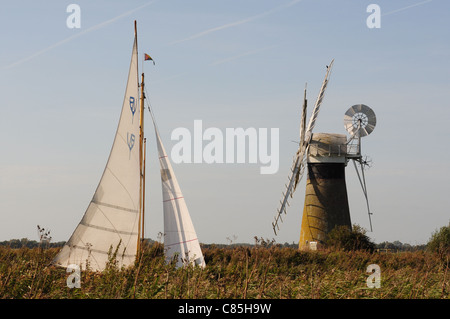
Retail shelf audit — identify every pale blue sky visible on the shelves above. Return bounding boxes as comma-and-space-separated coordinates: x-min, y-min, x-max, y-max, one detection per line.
1, 0, 449, 245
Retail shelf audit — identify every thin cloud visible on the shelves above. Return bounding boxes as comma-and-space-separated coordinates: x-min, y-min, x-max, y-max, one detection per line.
382, 0, 432, 16
148, 44, 280, 88
209, 44, 280, 66
3, 1, 157, 70
166, 0, 302, 46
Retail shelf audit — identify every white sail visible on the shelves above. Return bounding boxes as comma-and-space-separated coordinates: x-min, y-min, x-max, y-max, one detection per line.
53, 34, 141, 271
153, 123, 205, 268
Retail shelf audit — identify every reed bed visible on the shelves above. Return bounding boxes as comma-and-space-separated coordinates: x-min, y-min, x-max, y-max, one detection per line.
0, 241, 448, 299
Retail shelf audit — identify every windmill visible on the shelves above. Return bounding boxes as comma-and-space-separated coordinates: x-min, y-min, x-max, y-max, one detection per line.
272, 60, 377, 250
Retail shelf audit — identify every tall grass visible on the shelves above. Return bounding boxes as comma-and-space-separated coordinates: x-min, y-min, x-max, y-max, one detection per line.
0, 241, 447, 299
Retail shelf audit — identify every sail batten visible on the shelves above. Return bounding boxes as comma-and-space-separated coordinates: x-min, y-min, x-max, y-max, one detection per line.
162, 196, 184, 202
70, 245, 136, 258
79, 221, 139, 236
92, 201, 139, 213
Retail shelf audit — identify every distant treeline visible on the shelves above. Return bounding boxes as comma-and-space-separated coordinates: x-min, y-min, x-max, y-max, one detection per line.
0, 238, 66, 249
376, 241, 427, 251
0, 237, 426, 251
201, 241, 428, 251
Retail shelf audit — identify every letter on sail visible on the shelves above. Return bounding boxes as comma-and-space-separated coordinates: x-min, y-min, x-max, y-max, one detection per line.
154, 126, 205, 268
53, 32, 141, 271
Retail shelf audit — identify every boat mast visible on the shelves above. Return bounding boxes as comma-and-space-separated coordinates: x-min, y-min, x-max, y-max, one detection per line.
142, 137, 146, 242
135, 19, 146, 258
137, 72, 145, 256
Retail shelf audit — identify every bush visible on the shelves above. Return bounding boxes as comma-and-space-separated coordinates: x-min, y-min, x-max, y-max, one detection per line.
427, 222, 450, 256
326, 224, 376, 252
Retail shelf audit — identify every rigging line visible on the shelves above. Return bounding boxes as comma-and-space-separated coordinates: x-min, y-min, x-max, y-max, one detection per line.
89, 199, 141, 252
91, 202, 125, 243
144, 85, 159, 131
104, 165, 138, 212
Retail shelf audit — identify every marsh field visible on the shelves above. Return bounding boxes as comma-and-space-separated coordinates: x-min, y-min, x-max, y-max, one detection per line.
0, 240, 448, 300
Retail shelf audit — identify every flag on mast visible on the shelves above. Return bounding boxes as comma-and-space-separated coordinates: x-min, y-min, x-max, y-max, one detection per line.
144, 53, 155, 65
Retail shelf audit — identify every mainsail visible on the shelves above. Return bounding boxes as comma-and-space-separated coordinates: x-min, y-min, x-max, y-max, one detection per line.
150, 114, 205, 268
53, 28, 141, 271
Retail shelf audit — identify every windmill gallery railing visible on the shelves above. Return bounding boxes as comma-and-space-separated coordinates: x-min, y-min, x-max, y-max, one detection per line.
307, 141, 362, 160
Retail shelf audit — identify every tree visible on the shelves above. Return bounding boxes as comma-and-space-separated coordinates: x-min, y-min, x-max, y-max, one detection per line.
427, 221, 450, 256
326, 224, 376, 252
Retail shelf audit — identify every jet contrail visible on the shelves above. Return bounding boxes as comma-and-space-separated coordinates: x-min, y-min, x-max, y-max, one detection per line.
209, 44, 280, 66
382, 0, 432, 16
149, 44, 280, 85
166, 0, 303, 46
3, 1, 157, 70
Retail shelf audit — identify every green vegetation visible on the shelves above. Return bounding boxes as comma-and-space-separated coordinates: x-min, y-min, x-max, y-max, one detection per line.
0, 237, 448, 299
427, 222, 450, 255
0, 223, 447, 299
326, 224, 376, 252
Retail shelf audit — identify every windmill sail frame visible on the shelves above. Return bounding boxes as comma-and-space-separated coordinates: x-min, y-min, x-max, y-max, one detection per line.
273, 59, 334, 235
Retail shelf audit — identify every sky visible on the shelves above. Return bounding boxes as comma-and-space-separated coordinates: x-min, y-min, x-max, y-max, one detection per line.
0, 0, 449, 246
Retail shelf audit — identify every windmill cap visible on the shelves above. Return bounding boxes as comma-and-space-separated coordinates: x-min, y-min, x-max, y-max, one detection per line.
307, 133, 347, 164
